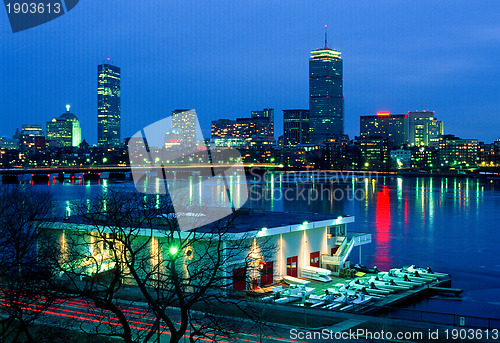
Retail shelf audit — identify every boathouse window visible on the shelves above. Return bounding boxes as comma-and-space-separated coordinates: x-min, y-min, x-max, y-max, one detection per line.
329, 225, 345, 237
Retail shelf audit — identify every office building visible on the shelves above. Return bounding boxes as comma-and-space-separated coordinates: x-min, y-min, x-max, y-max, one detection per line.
390, 148, 412, 168
0, 137, 18, 150
98, 62, 121, 147
324, 134, 351, 169
283, 109, 309, 147
211, 115, 274, 149
360, 112, 409, 149
357, 136, 389, 170
408, 111, 443, 147
172, 109, 198, 146
251, 108, 274, 138
410, 146, 439, 169
479, 139, 500, 167
46, 105, 81, 148
309, 36, 343, 143
438, 135, 478, 167
20, 124, 45, 153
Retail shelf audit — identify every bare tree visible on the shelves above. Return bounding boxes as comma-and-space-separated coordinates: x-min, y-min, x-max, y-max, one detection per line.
0, 185, 62, 342
54, 188, 273, 343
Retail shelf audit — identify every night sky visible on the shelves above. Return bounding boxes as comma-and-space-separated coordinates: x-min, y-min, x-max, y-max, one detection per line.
1, 0, 500, 144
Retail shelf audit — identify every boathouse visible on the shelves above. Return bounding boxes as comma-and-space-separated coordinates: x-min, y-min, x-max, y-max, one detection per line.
45, 210, 371, 291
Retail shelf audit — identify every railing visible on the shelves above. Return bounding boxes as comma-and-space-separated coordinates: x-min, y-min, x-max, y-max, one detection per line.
348, 232, 372, 246
322, 254, 340, 264
322, 238, 355, 264
339, 239, 355, 263
333, 237, 346, 256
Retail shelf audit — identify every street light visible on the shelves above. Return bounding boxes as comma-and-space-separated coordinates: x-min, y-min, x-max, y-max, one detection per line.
169, 246, 178, 256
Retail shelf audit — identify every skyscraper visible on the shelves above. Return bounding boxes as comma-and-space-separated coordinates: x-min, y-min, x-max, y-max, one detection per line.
283, 109, 309, 147
360, 112, 409, 149
98, 62, 121, 147
309, 28, 343, 143
46, 105, 81, 148
172, 109, 197, 146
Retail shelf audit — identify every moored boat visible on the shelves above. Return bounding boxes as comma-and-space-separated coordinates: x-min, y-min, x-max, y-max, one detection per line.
347, 280, 392, 295
377, 271, 421, 287
390, 268, 435, 282
365, 276, 411, 290
406, 265, 448, 279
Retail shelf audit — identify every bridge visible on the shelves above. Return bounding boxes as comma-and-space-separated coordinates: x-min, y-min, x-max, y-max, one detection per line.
0, 164, 283, 183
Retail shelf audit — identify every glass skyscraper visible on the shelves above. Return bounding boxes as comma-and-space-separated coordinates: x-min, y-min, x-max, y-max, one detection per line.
98, 63, 121, 147
309, 47, 343, 143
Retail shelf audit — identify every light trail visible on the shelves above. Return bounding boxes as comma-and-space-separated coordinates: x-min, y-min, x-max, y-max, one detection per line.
1, 297, 307, 343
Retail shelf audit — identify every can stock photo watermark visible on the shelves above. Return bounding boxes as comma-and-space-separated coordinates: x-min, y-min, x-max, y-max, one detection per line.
128, 109, 248, 232
3, 0, 79, 33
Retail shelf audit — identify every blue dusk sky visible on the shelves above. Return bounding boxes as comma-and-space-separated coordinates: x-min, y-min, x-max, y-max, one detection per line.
1, 0, 500, 144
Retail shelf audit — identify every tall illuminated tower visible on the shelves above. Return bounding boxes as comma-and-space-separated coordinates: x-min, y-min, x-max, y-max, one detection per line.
98, 61, 121, 147
309, 25, 343, 143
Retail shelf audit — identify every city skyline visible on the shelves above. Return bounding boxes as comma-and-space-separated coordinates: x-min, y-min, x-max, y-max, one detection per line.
1, 3, 500, 341
2, 1, 500, 144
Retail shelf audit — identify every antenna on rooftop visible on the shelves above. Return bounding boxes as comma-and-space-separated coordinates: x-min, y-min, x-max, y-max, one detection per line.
324, 24, 327, 48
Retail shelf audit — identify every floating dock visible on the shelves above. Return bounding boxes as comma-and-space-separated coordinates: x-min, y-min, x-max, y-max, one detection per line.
361, 276, 453, 313
258, 269, 461, 314
429, 286, 463, 296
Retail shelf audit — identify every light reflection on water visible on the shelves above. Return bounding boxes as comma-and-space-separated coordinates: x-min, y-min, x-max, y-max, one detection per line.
18, 174, 500, 318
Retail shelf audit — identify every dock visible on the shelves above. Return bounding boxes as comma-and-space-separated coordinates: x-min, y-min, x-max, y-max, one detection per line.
361, 276, 453, 313
429, 286, 463, 296
257, 270, 462, 314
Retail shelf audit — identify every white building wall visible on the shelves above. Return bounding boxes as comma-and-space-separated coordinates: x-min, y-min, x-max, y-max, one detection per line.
257, 226, 330, 280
